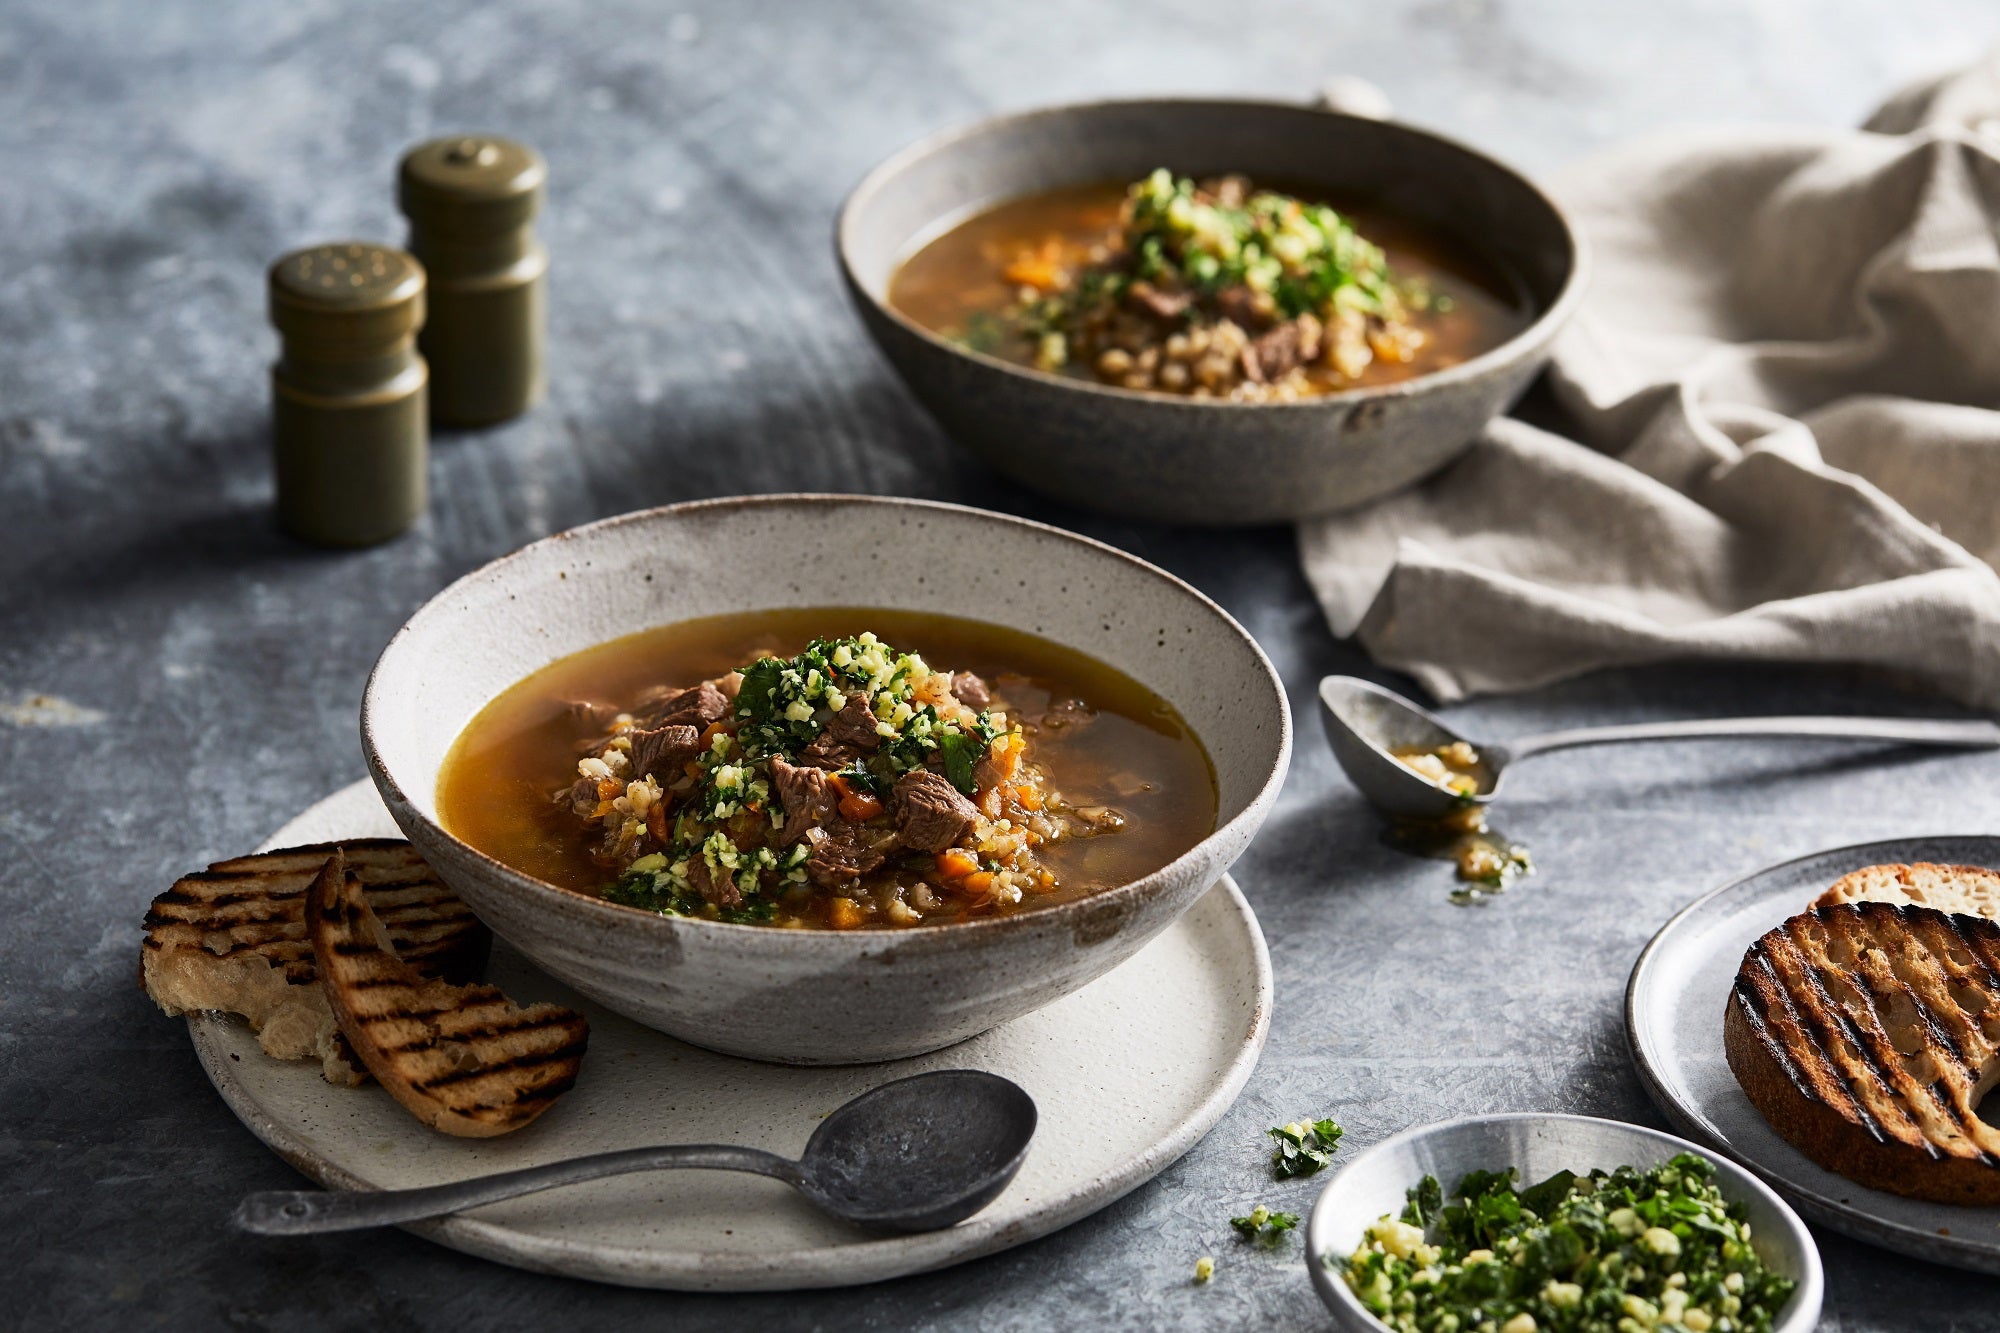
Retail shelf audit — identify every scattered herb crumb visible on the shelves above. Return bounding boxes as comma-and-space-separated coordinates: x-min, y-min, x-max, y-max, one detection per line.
1269, 1117, 1344, 1178
1193, 1255, 1214, 1284
1229, 1205, 1301, 1245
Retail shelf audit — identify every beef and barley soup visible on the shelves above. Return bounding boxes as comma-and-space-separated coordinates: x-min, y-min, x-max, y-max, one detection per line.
437, 609, 1217, 930
890, 171, 1528, 401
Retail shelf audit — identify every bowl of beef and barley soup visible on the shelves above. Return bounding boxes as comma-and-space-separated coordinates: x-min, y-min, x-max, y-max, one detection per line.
840, 99, 1585, 524
363, 495, 1289, 1063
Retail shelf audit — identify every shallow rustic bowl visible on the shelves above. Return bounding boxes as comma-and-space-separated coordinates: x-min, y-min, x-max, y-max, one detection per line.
838, 99, 1586, 526
362, 495, 1290, 1065
1306, 1113, 1824, 1333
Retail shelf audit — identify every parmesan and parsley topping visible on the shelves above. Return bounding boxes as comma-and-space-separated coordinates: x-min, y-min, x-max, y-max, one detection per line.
1339, 1154, 1796, 1333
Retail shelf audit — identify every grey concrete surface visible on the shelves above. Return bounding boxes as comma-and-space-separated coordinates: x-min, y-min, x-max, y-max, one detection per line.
5, 2, 2000, 1328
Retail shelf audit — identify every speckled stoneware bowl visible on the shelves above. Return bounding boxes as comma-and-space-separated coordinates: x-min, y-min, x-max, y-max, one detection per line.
838, 99, 1586, 525
1306, 1114, 1824, 1333
362, 495, 1290, 1065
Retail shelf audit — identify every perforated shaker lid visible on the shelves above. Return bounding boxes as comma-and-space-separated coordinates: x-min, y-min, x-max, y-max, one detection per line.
398, 135, 546, 238
268, 242, 426, 348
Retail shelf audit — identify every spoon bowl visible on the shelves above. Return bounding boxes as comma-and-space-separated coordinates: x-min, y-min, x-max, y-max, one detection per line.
233, 1069, 1037, 1238
1318, 675, 1503, 819
794, 1069, 1039, 1232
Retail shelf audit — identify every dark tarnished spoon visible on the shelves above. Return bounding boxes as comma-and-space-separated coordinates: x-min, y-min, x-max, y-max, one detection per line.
1320, 674, 2000, 821
234, 1069, 1035, 1237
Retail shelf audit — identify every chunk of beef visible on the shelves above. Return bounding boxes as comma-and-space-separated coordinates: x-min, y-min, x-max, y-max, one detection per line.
949, 671, 992, 712
1242, 318, 1307, 384
769, 755, 838, 844
687, 856, 742, 909
803, 822, 889, 889
565, 776, 604, 818
1215, 286, 1271, 332
563, 698, 620, 729
825, 692, 881, 750
640, 681, 728, 729
802, 692, 881, 768
1126, 281, 1190, 322
892, 770, 980, 854
629, 723, 702, 782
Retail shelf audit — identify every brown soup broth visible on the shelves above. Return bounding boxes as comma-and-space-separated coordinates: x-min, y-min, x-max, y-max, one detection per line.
888, 180, 1531, 392
437, 608, 1219, 921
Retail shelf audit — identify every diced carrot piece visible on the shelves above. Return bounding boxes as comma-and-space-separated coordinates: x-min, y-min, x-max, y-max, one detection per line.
827, 772, 853, 797
936, 849, 979, 880
838, 790, 884, 822
963, 871, 996, 896
827, 897, 867, 930
1013, 782, 1043, 812
646, 803, 668, 841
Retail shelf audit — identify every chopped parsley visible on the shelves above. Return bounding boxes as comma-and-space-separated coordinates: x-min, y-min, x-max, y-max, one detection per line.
1340, 1153, 1798, 1333
1230, 1205, 1301, 1245
1270, 1117, 1344, 1179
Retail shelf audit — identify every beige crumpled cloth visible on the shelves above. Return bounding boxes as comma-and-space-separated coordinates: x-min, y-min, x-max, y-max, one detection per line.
1299, 58, 2000, 710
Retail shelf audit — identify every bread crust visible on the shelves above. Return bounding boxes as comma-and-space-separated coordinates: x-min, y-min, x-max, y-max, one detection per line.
1726, 900, 2000, 1206
307, 852, 588, 1138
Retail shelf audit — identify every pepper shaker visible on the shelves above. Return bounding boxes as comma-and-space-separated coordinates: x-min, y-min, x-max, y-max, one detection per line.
268, 242, 428, 547
397, 135, 548, 426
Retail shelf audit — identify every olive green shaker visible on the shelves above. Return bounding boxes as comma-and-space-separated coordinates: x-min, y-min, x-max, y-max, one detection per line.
398, 135, 548, 425
268, 243, 428, 547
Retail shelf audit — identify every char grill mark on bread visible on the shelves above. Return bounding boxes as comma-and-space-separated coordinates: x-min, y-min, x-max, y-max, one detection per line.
140, 839, 488, 1084
306, 851, 588, 1138
1725, 898, 2000, 1204
143, 838, 485, 983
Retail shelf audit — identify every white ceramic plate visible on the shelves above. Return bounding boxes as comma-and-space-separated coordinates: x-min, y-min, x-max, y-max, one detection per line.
1305, 1114, 1822, 1333
188, 780, 1272, 1290
1627, 834, 2000, 1274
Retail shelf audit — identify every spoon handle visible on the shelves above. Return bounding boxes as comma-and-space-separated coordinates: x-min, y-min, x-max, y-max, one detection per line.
234, 1144, 801, 1235
1505, 715, 2000, 762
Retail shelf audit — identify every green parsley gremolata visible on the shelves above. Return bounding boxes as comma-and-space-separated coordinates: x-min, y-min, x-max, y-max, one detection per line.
1340, 1154, 1796, 1333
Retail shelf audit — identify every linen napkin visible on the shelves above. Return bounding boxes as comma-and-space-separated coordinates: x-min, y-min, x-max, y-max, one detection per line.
1299, 57, 2000, 710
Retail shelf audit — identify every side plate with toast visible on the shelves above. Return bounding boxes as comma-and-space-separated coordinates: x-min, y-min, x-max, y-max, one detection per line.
182, 780, 1273, 1291
1628, 834, 2000, 1274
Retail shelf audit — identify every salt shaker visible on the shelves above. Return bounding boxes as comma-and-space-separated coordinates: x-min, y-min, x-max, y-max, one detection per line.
397, 135, 548, 426
268, 242, 429, 547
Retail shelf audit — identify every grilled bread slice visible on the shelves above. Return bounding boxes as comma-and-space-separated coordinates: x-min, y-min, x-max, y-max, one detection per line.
141, 839, 487, 1084
1726, 900, 2000, 1204
307, 852, 588, 1137
1813, 861, 2000, 924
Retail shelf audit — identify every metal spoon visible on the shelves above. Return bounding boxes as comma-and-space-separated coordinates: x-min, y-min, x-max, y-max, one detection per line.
1319, 674, 2000, 820
234, 1069, 1035, 1237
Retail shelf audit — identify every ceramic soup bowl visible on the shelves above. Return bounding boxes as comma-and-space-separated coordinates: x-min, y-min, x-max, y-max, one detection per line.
363, 495, 1290, 1064
839, 98, 1585, 525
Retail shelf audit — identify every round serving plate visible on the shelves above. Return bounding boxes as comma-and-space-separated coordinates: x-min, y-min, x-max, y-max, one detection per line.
188, 780, 1273, 1291
1627, 834, 2000, 1275
1304, 1113, 1822, 1333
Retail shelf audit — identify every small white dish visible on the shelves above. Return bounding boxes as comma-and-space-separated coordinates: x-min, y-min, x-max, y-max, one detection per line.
190, 779, 1273, 1291
1628, 834, 2000, 1274
1305, 1113, 1823, 1333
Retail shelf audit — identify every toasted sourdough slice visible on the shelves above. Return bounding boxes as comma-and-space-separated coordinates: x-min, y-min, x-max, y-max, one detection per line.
141, 839, 487, 1084
307, 852, 589, 1137
1813, 862, 2000, 924
1726, 900, 2000, 1204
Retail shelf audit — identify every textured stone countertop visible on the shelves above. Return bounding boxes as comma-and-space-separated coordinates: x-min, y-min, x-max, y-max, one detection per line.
7, 2, 2000, 1328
